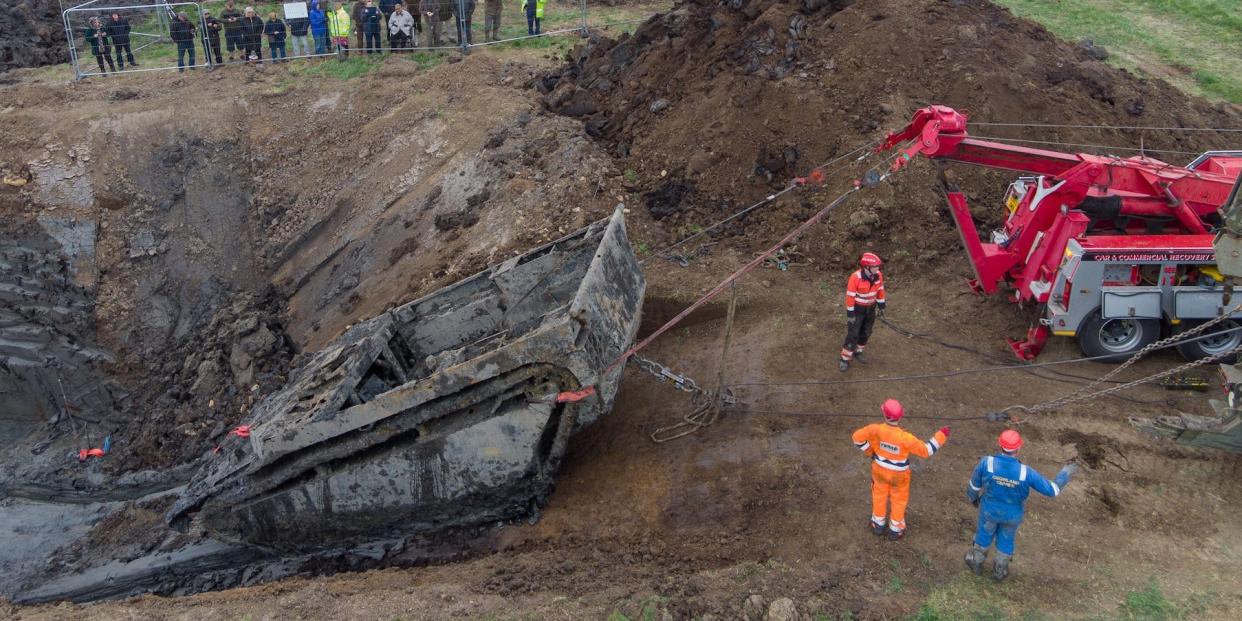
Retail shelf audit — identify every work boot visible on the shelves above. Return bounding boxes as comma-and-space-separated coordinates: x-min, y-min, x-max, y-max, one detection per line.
965, 545, 987, 576
839, 359, 850, 372
854, 350, 867, 364
870, 520, 886, 536
887, 527, 905, 541
992, 553, 1011, 582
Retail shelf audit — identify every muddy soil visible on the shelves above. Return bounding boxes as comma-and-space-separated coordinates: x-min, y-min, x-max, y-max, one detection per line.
4, 0, 1242, 617
0, 1, 66, 73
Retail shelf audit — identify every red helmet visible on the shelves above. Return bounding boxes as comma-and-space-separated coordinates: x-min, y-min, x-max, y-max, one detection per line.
860, 252, 882, 267
998, 430, 1023, 452
881, 399, 904, 422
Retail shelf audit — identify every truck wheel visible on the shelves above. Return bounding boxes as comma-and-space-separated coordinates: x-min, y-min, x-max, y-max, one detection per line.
1173, 319, 1242, 364
1077, 310, 1160, 362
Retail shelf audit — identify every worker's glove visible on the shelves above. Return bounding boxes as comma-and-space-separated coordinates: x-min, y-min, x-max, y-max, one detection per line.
938, 426, 951, 438
877, 303, 886, 317
1059, 462, 1079, 480
846, 310, 857, 324
970, 495, 980, 508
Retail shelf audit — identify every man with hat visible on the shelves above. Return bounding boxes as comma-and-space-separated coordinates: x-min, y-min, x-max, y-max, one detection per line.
852, 399, 949, 540
840, 251, 886, 372
965, 430, 1079, 581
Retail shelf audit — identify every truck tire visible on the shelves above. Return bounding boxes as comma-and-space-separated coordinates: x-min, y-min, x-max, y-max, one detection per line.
1077, 310, 1160, 362
1173, 319, 1242, 364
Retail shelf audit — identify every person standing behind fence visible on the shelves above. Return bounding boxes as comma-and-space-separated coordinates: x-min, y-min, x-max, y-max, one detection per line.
241, 7, 265, 62
171, 12, 198, 72
221, 1, 244, 61
379, 0, 397, 46
265, 12, 288, 61
352, 0, 366, 52
106, 13, 137, 69
330, 2, 352, 57
287, 10, 310, 57
203, 11, 224, 66
388, 4, 414, 50
82, 17, 115, 74
419, 0, 441, 46
455, 0, 475, 45
521, 0, 543, 35
310, 2, 330, 55
483, 0, 501, 42
361, 0, 382, 53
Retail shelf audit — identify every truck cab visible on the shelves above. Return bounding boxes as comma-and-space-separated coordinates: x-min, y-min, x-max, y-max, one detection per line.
1046, 235, 1241, 362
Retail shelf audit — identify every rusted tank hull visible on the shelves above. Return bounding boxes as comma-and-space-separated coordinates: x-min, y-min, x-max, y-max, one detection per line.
168, 207, 644, 549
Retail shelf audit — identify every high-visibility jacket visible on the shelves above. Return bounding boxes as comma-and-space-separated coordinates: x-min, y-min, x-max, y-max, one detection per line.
522, 0, 545, 18
329, 9, 352, 38
967, 454, 1070, 522
852, 422, 946, 472
844, 269, 885, 312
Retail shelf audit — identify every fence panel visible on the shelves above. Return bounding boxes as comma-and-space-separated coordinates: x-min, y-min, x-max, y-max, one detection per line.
62, 0, 673, 78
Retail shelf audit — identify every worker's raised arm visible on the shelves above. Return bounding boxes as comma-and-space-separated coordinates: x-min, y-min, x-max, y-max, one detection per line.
851, 424, 875, 458
1028, 463, 1077, 498
905, 427, 949, 459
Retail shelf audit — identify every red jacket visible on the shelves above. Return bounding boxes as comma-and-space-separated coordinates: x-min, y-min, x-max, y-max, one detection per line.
845, 269, 886, 312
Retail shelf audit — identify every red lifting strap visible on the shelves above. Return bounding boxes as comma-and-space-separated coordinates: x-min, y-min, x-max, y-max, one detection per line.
230, 425, 252, 438
556, 386, 597, 403
78, 448, 105, 461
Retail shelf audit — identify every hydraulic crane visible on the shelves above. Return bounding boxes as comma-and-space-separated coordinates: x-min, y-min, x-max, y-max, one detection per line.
878, 105, 1242, 361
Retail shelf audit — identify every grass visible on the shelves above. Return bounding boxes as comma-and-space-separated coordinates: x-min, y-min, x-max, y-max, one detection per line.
992, 0, 1242, 104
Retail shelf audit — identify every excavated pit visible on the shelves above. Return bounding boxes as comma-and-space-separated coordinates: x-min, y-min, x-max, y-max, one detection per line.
4, 0, 1242, 613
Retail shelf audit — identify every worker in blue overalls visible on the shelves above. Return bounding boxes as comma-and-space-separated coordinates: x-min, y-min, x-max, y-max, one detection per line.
965, 429, 1078, 581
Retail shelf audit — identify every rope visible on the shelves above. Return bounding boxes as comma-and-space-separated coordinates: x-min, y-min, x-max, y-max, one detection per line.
643, 141, 879, 265
651, 284, 739, 443
967, 135, 1203, 157
605, 185, 863, 374
972, 121, 1242, 134
995, 303, 1242, 418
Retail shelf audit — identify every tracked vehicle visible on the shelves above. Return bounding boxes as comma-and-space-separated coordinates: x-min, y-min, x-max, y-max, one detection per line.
167, 207, 644, 549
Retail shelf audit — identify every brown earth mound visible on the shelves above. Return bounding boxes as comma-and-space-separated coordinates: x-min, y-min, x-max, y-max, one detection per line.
1, 0, 67, 72
542, 0, 1241, 270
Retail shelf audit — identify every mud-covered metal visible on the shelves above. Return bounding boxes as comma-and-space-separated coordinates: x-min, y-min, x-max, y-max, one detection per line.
166, 206, 644, 549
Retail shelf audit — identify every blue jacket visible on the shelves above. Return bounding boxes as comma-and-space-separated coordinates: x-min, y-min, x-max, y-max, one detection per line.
309, 8, 329, 35
967, 454, 1070, 522
361, 6, 382, 33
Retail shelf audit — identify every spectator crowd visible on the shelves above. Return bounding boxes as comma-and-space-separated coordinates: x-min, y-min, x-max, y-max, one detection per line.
80, 0, 552, 74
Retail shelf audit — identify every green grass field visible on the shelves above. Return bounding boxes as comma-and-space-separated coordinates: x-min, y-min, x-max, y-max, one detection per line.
993, 0, 1242, 104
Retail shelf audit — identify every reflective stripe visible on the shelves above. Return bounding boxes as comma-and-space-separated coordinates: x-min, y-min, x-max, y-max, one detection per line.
987, 456, 994, 473
846, 291, 859, 297
873, 455, 910, 471
1050, 482, 1061, 497
969, 482, 981, 491
855, 441, 871, 452
1019, 464, 1028, 482
925, 441, 938, 456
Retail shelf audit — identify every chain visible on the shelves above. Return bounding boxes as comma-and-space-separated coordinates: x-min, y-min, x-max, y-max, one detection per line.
630, 354, 736, 405
997, 303, 1242, 418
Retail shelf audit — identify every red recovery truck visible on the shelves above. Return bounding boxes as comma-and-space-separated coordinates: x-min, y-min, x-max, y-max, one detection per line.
877, 105, 1242, 361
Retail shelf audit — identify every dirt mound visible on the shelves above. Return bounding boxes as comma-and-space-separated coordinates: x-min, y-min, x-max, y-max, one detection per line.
0, 0, 67, 72
541, 0, 1241, 269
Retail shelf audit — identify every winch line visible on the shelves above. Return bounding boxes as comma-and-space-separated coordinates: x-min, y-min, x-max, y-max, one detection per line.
731, 326, 1242, 387
972, 121, 1242, 133
967, 135, 1202, 157
643, 140, 880, 265
606, 185, 865, 374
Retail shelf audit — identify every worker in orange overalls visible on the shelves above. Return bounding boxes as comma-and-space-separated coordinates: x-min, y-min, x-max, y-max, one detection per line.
839, 252, 886, 372
851, 399, 949, 539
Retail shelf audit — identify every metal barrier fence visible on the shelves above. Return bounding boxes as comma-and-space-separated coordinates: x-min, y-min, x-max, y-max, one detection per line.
61, 0, 671, 79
